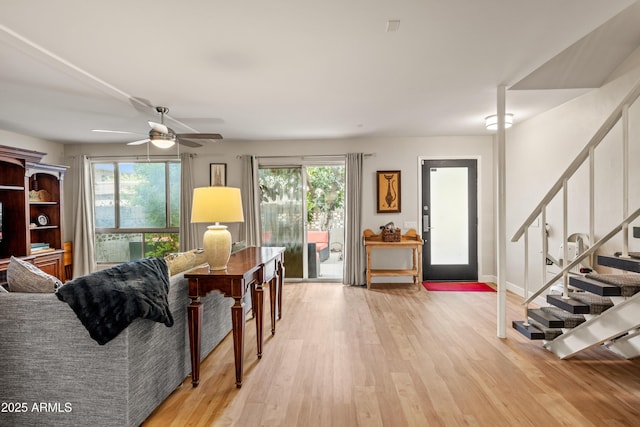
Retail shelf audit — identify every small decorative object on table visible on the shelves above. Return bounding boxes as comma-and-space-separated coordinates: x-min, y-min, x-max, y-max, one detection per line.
380, 222, 401, 242
29, 189, 51, 202
36, 213, 50, 226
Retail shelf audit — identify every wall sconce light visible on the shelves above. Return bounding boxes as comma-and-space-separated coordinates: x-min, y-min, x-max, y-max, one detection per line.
485, 114, 514, 130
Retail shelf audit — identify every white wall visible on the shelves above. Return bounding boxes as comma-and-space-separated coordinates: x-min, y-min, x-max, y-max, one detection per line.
63, 135, 496, 281
505, 46, 640, 297
0, 129, 65, 165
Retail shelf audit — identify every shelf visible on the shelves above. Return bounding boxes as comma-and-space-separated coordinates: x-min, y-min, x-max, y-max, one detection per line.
369, 268, 419, 276
30, 249, 59, 255
0, 145, 67, 281
30, 225, 59, 230
0, 185, 25, 191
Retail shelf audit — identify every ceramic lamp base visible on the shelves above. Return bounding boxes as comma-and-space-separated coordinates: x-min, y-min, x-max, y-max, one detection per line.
203, 224, 232, 270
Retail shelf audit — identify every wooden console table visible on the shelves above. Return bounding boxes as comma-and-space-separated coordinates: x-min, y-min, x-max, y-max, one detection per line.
184, 246, 285, 388
363, 228, 423, 289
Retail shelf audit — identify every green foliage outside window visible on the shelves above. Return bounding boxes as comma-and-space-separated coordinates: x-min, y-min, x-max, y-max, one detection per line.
305, 166, 344, 229
144, 233, 179, 258
259, 166, 344, 231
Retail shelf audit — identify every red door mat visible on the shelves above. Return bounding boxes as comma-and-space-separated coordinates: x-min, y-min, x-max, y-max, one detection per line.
423, 282, 496, 292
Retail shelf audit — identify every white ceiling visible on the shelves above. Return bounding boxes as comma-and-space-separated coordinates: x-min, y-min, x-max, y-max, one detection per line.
1, 0, 640, 145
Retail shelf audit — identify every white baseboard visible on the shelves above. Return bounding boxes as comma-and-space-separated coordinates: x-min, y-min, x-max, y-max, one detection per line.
480, 275, 547, 306
504, 280, 547, 306
479, 274, 496, 283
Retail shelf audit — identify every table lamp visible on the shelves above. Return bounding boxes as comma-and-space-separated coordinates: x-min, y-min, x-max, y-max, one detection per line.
191, 186, 244, 270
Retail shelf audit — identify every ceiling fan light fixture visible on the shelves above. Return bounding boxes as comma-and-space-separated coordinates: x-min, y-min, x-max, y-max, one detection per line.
485, 114, 514, 130
150, 136, 176, 149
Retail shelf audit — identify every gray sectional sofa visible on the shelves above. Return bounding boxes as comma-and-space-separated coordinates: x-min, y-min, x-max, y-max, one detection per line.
0, 266, 241, 427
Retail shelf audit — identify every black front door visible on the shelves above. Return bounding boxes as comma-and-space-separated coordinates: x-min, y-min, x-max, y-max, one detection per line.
421, 159, 478, 281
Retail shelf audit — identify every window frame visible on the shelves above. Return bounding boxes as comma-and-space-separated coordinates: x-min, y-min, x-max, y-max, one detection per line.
91, 159, 180, 263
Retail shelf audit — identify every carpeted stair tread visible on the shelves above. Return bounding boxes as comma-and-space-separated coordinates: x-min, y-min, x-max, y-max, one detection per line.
540, 326, 563, 341
540, 306, 586, 328
568, 293, 613, 315
613, 251, 640, 259
585, 272, 640, 297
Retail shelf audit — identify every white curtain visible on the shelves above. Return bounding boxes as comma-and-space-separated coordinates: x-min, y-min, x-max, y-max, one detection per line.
239, 155, 262, 247
72, 155, 96, 277
179, 152, 198, 251
344, 153, 365, 285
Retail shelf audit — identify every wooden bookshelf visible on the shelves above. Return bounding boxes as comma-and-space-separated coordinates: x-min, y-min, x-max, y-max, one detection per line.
0, 145, 68, 282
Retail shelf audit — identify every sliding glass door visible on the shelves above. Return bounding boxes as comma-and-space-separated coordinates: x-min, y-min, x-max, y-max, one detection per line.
258, 161, 344, 280
259, 167, 304, 277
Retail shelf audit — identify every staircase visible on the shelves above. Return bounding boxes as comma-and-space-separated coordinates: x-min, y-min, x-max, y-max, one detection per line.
509, 77, 640, 359
513, 255, 640, 359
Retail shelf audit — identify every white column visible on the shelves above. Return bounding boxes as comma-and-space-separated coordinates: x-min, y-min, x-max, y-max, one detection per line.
497, 85, 507, 338
622, 104, 629, 257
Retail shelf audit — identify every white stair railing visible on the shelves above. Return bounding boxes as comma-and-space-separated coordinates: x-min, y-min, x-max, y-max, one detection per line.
523, 208, 640, 305
511, 78, 640, 321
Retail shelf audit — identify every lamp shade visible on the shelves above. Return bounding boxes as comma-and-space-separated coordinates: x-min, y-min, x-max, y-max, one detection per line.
191, 186, 244, 224
190, 186, 244, 270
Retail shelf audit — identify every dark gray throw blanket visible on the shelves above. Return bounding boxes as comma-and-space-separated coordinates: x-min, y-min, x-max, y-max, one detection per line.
56, 257, 174, 345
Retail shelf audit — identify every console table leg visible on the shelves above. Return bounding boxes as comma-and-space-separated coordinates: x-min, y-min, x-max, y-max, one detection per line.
418, 246, 423, 287
413, 247, 418, 286
187, 299, 202, 387
277, 260, 284, 320
231, 297, 246, 388
255, 282, 264, 359
366, 248, 372, 289
269, 276, 277, 335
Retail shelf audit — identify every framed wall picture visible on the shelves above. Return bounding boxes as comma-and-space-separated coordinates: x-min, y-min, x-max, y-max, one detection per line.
210, 163, 227, 186
376, 170, 401, 213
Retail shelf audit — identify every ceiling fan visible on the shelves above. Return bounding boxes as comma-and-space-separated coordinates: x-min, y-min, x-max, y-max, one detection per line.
94, 106, 223, 148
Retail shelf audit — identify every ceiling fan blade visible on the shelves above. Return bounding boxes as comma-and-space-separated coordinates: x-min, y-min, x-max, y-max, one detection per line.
127, 138, 151, 146
176, 133, 223, 140
129, 96, 155, 113
148, 121, 169, 134
176, 138, 203, 148
92, 129, 142, 135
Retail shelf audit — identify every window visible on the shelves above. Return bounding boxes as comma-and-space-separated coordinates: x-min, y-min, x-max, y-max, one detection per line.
92, 161, 180, 263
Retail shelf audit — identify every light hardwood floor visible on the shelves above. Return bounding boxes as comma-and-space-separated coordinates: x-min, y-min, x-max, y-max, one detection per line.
144, 282, 640, 426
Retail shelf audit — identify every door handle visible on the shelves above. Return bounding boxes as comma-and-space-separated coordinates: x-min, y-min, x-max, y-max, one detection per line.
423, 214, 432, 232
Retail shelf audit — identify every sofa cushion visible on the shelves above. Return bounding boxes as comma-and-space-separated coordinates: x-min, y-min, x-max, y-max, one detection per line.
164, 250, 197, 275
6, 256, 62, 293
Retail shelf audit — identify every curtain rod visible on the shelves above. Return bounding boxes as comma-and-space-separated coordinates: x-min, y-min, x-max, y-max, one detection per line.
237, 153, 375, 160
83, 154, 195, 161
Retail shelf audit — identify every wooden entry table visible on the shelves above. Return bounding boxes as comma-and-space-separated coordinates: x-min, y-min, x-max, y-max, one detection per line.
363, 228, 423, 289
184, 246, 285, 388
